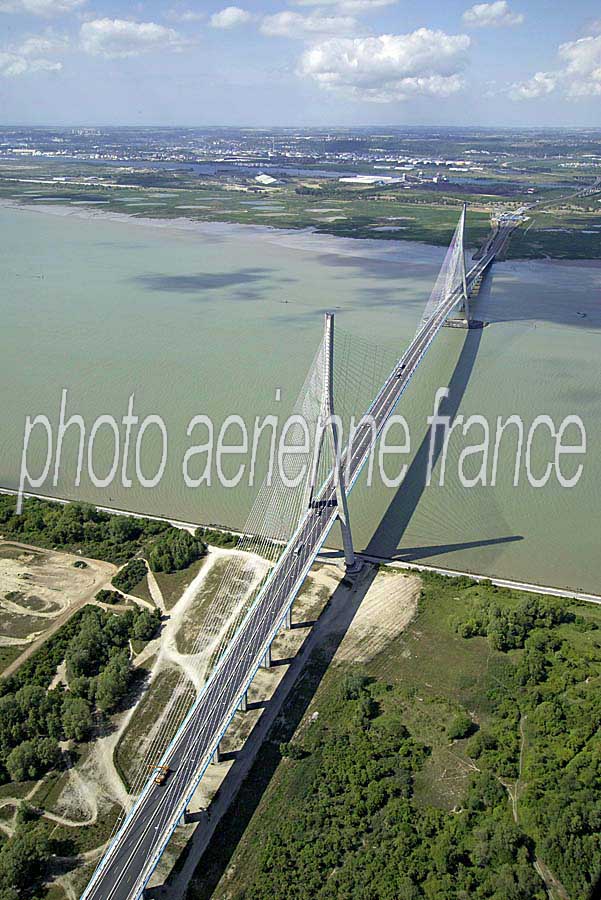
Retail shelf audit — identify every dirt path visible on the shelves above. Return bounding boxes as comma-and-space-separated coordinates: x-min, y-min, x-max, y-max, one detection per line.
1, 542, 116, 678
143, 561, 166, 612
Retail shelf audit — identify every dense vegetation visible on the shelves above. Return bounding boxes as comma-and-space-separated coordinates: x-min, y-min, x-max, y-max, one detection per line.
95, 588, 124, 605
219, 673, 544, 900
0, 497, 170, 564
0, 806, 51, 899
192, 573, 601, 900
455, 588, 601, 898
0, 496, 209, 578
195, 526, 238, 550
148, 528, 206, 573
112, 558, 148, 593
0, 605, 161, 785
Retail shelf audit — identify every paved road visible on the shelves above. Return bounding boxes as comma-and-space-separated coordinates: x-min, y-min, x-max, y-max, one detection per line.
81, 223, 514, 900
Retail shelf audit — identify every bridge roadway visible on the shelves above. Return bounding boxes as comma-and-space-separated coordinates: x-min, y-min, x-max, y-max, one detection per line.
82, 222, 514, 900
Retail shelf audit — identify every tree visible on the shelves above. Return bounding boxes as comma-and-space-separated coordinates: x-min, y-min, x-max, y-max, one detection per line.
6, 738, 60, 782
448, 712, 475, 741
62, 695, 93, 742
131, 608, 161, 643
0, 820, 50, 895
148, 529, 206, 573
95, 651, 131, 713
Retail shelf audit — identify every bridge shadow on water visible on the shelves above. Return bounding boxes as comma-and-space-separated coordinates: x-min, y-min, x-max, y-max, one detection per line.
158, 323, 524, 898
361, 321, 521, 564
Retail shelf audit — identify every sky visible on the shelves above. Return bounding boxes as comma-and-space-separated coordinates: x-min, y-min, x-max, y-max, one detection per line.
0, 0, 600, 127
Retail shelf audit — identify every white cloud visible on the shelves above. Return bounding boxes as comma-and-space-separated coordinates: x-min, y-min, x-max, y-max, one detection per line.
559, 34, 601, 96
508, 32, 601, 101
17, 31, 68, 55
291, 0, 396, 11
463, 1, 523, 28
80, 18, 187, 58
509, 71, 556, 100
166, 8, 205, 23
210, 6, 252, 29
0, 0, 84, 15
0, 31, 65, 76
261, 11, 357, 39
299, 29, 470, 102
0, 50, 61, 74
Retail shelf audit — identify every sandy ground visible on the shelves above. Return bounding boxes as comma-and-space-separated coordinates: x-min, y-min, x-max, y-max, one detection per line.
334, 570, 421, 663
0, 541, 116, 677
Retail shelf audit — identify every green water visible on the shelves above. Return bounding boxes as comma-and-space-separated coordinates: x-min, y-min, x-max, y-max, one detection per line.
1, 204, 600, 592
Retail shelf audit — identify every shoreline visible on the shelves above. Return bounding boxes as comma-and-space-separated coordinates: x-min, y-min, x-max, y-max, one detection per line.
2, 485, 599, 607
2, 197, 601, 266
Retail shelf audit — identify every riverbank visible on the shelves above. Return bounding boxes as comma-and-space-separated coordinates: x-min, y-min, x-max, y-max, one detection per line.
3, 487, 601, 607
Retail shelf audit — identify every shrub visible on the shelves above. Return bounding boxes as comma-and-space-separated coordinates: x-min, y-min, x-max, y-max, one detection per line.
448, 712, 475, 741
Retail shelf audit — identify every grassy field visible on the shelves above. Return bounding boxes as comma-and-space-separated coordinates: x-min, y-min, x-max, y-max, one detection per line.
3, 158, 598, 258
114, 666, 195, 791
154, 557, 207, 611
186, 571, 601, 900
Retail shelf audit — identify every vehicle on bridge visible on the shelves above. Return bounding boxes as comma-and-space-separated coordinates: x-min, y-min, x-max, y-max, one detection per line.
149, 764, 171, 786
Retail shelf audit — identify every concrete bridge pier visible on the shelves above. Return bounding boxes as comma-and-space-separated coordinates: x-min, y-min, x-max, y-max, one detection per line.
238, 691, 248, 713
182, 808, 205, 825
285, 604, 293, 630
261, 644, 272, 670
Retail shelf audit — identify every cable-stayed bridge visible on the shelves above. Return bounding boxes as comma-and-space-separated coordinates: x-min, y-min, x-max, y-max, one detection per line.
81, 206, 518, 900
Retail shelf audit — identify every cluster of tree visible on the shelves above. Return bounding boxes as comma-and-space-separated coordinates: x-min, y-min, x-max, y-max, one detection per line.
0, 605, 161, 785
0, 807, 51, 899
148, 528, 206, 573
65, 605, 161, 712
239, 676, 545, 900
0, 497, 171, 564
458, 592, 601, 897
0, 681, 89, 784
112, 558, 147, 593
456, 594, 573, 651
95, 589, 124, 605
195, 526, 238, 550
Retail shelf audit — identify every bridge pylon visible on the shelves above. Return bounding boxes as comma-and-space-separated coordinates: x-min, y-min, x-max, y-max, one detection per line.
453, 202, 470, 323
303, 312, 359, 574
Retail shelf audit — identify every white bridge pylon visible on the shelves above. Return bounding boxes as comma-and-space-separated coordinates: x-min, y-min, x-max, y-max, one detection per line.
302, 312, 358, 572
418, 202, 469, 330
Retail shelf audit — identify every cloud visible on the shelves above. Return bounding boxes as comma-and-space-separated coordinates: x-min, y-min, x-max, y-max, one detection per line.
261, 11, 357, 39
210, 6, 252, 29
463, 1, 523, 28
19, 32, 67, 55
291, 0, 396, 11
0, 30, 66, 76
559, 33, 601, 96
509, 71, 556, 100
166, 8, 205, 23
508, 32, 601, 101
80, 18, 187, 58
299, 28, 470, 102
0, 0, 84, 15
0, 50, 61, 74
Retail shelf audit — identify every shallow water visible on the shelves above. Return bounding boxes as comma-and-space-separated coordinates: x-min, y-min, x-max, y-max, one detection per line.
1, 203, 600, 592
